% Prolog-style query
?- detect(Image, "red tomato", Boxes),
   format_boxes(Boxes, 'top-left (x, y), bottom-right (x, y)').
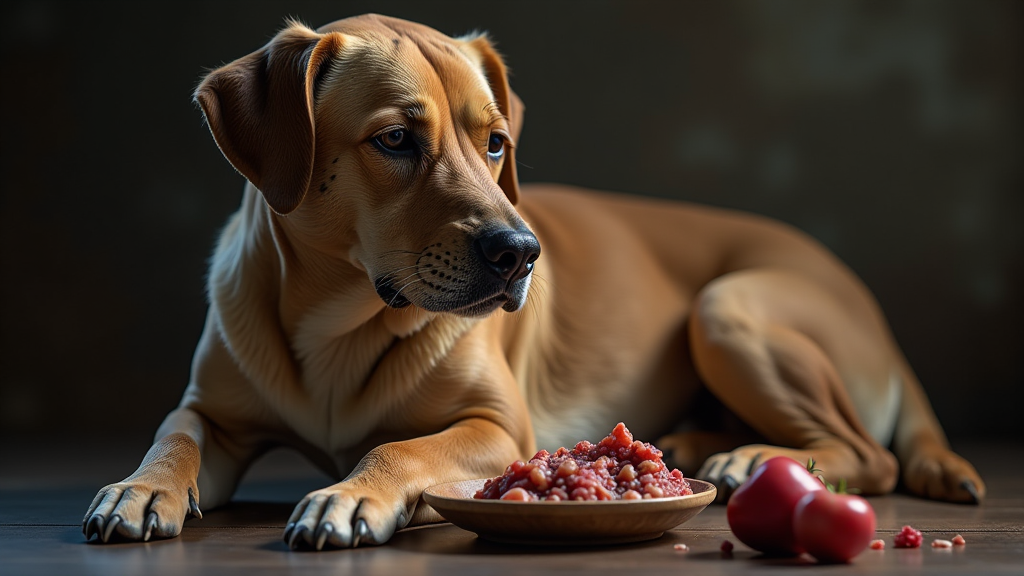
top-left (793, 491), bottom-right (876, 563)
top-left (726, 456), bottom-right (825, 555)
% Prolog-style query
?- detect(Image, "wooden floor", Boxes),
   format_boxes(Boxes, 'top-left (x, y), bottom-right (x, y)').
top-left (2, 439), bottom-right (1022, 575)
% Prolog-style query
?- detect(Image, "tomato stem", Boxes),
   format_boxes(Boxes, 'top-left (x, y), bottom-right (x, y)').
top-left (807, 459), bottom-right (859, 494)
top-left (806, 458), bottom-right (823, 476)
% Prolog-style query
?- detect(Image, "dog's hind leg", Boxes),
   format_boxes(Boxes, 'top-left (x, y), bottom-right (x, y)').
top-left (687, 269), bottom-right (903, 501)
top-left (82, 407), bottom-right (255, 542)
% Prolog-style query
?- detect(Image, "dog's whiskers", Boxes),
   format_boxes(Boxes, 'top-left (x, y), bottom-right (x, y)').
top-left (524, 273), bottom-right (551, 324)
top-left (391, 269), bottom-right (423, 287)
top-left (386, 264), bottom-right (421, 277)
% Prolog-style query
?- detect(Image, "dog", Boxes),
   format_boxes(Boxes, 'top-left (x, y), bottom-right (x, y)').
top-left (83, 14), bottom-right (985, 549)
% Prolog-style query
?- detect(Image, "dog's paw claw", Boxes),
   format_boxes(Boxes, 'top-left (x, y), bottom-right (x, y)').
top-left (746, 453), bottom-right (764, 476)
top-left (961, 479), bottom-right (981, 504)
top-left (353, 518), bottom-right (370, 547)
top-left (721, 475), bottom-right (740, 501)
top-left (288, 524), bottom-right (309, 550)
top-left (102, 514), bottom-right (122, 543)
top-left (188, 487), bottom-right (203, 519)
top-left (143, 512), bottom-right (159, 542)
top-left (315, 523), bottom-right (334, 551)
top-left (84, 514), bottom-right (103, 541)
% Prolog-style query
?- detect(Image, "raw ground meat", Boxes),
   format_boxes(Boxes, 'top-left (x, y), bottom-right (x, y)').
top-left (474, 423), bottom-right (692, 501)
top-left (894, 525), bottom-right (923, 548)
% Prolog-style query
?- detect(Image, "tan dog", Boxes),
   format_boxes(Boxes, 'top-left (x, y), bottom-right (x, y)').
top-left (83, 14), bottom-right (984, 549)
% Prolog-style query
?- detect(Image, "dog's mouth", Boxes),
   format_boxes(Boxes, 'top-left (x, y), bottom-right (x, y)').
top-left (374, 270), bottom-right (531, 318)
top-left (374, 277), bottom-right (413, 309)
top-left (448, 292), bottom-right (509, 317)
top-left (374, 276), bottom-right (524, 318)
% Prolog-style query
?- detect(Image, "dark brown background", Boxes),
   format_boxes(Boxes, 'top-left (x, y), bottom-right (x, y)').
top-left (1, 1), bottom-right (1021, 443)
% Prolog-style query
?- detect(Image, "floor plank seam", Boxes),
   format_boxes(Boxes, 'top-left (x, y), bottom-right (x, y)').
top-left (1, 524), bottom-right (83, 528)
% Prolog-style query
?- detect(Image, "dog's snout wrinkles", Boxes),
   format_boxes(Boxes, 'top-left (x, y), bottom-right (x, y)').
top-left (476, 229), bottom-right (541, 282)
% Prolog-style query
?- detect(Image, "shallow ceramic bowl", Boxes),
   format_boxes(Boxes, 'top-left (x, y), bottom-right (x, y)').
top-left (422, 478), bottom-right (716, 546)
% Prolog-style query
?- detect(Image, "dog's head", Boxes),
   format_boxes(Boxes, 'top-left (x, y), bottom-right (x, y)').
top-left (195, 14), bottom-right (538, 317)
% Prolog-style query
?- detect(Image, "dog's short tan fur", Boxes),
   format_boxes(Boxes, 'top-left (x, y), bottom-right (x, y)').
top-left (84, 14), bottom-right (984, 548)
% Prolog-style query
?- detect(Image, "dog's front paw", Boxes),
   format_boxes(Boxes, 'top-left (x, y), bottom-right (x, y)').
top-left (697, 445), bottom-right (774, 502)
top-left (83, 481), bottom-right (201, 543)
top-left (284, 483), bottom-right (410, 550)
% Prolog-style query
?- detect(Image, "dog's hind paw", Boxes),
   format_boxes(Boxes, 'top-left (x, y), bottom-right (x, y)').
top-left (902, 448), bottom-right (986, 504)
top-left (284, 483), bottom-right (410, 550)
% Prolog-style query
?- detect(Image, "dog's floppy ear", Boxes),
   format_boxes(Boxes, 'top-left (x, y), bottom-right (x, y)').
top-left (195, 22), bottom-right (345, 215)
top-left (466, 36), bottom-right (524, 205)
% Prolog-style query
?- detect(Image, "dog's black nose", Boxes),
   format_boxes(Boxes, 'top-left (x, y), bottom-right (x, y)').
top-left (475, 229), bottom-right (541, 282)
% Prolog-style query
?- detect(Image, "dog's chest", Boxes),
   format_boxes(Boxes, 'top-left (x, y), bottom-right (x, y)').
top-left (289, 311), bottom-right (398, 449)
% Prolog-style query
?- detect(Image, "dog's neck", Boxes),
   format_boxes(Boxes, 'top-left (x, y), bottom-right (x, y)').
top-left (209, 184), bottom-right (469, 448)
top-left (227, 184), bottom-right (437, 344)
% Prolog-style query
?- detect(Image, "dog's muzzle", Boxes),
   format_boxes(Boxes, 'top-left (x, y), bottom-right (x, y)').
top-left (374, 227), bottom-right (540, 316)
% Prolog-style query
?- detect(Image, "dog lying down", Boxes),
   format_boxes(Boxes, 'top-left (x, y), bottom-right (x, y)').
top-left (83, 14), bottom-right (984, 549)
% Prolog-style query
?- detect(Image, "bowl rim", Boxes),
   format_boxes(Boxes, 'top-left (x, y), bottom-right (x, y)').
top-left (423, 477), bottom-right (717, 509)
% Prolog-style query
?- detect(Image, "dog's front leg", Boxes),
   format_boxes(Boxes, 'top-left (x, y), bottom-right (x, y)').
top-left (81, 406), bottom-right (240, 543)
top-left (284, 417), bottom-right (523, 550)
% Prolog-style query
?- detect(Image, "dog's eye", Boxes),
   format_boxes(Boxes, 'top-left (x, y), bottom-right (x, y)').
top-left (487, 134), bottom-right (505, 159)
top-left (374, 128), bottom-right (416, 155)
